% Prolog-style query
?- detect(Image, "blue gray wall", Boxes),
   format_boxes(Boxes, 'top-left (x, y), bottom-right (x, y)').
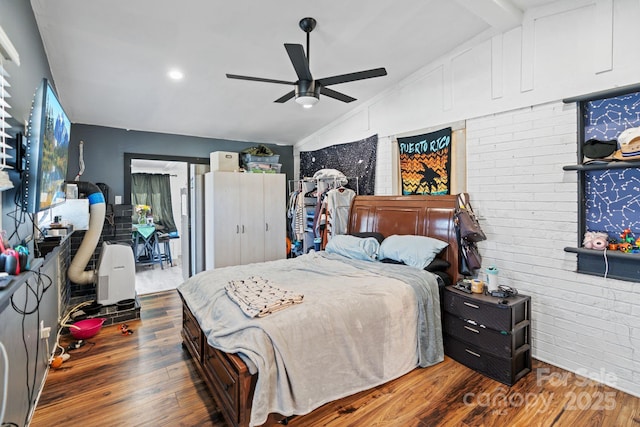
top-left (68, 124), bottom-right (294, 199)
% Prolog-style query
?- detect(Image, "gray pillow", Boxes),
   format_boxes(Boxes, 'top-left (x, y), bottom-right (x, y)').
top-left (325, 234), bottom-right (380, 262)
top-left (378, 234), bottom-right (449, 269)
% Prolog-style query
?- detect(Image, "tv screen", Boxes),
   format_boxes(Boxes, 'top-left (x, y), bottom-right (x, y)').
top-left (23, 78), bottom-right (70, 213)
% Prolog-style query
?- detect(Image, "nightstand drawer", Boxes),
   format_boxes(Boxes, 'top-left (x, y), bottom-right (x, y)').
top-left (443, 290), bottom-right (523, 331)
top-left (444, 336), bottom-right (531, 386)
top-left (443, 312), bottom-right (525, 357)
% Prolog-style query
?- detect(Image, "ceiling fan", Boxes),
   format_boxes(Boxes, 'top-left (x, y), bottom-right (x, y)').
top-left (226, 17), bottom-right (387, 108)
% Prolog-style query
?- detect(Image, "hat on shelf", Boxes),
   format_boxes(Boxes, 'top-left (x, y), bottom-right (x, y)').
top-left (583, 138), bottom-right (617, 159)
top-left (613, 126), bottom-right (640, 160)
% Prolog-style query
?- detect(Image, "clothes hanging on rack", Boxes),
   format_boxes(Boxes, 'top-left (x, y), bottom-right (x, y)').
top-left (318, 187), bottom-right (356, 248)
top-left (287, 190), bottom-right (306, 243)
top-left (287, 175), bottom-right (359, 256)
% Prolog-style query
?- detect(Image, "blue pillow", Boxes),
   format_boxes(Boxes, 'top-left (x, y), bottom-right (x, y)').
top-left (325, 234), bottom-right (380, 262)
top-left (378, 234), bottom-right (449, 269)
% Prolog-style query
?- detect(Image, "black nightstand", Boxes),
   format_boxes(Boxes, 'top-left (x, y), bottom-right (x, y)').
top-left (442, 286), bottom-right (531, 386)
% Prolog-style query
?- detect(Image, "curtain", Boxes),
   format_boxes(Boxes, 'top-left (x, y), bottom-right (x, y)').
top-left (131, 173), bottom-right (177, 232)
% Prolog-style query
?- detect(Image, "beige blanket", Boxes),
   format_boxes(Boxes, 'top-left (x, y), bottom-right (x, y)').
top-left (225, 276), bottom-right (303, 317)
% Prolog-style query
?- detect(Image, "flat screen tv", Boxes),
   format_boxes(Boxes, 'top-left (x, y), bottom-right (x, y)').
top-left (23, 78), bottom-right (70, 213)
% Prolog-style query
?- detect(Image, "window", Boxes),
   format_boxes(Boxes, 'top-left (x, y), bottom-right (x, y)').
top-left (563, 83), bottom-right (640, 282)
top-left (0, 24), bottom-right (20, 189)
top-left (131, 173), bottom-right (177, 233)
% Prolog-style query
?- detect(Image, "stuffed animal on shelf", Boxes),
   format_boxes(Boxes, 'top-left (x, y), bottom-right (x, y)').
top-left (583, 231), bottom-right (609, 250)
top-left (620, 228), bottom-right (634, 244)
top-left (618, 242), bottom-right (633, 253)
top-left (618, 228), bottom-right (636, 252)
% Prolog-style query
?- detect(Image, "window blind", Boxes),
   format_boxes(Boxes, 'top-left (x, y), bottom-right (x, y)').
top-left (0, 24), bottom-right (19, 190)
top-left (0, 63), bottom-right (14, 165)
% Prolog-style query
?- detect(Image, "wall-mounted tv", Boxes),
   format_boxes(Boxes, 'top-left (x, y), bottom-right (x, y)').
top-left (23, 78), bottom-right (70, 213)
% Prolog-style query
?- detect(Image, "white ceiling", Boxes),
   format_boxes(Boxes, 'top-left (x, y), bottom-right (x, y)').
top-left (30, 0), bottom-right (554, 146)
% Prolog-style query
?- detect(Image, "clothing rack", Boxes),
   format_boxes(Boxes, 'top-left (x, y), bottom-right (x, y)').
top-left (287, 176), bottom-right (360, 256)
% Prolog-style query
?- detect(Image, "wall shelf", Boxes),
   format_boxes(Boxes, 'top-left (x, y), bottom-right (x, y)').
top-left (563, 160), bottom-right (640, 171)
top-left (564, 246), bottom-right (640, 259)
top-left (564, 247), bottom-right (640, 283)
top-left (562, 85), bottom-right (640, 282)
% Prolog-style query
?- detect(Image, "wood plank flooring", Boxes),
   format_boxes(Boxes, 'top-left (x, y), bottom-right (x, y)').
top-left (32, 291), bottom-right (640, 427)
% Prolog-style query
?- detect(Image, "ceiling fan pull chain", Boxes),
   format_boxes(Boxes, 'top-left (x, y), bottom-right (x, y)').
top-left (306, 31), bottom-right (310, 66)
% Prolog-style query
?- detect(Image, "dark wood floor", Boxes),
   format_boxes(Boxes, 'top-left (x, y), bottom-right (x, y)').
top-left (32, 291), bottom-right (640, 427)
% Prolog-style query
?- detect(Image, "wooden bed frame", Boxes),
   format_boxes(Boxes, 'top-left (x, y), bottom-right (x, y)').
top-left (180, 195), bottom-right (460, 427)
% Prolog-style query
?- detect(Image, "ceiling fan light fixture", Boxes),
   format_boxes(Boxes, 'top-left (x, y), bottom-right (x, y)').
top-left (295, 95), bottom-right (319, 108)
top-left (225, 17), bottom-right (387, 106)
top-left (168, 69), bottom-right (184, 80)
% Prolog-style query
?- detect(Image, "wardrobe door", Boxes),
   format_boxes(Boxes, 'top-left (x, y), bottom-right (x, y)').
top-left (263, 173), bottom-right (286, 262)
top-left (204, 172), bottom-right (241, 269)
top-left (239, 173), bottom-right (266, 264)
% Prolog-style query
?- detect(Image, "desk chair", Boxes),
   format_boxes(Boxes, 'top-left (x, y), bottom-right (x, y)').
top-left (157, 233), bottom-right (173, 267)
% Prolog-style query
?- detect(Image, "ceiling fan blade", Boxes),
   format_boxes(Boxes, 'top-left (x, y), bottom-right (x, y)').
top-left (317, 67), bottom-right (387, 87)
top-left (274, 90), bottom-right (295, 103)
top-left (226, 74), bottom-right (294, 85)
top-left (320, 87), bottom-right (356, 103)
top-left (284, 44), bottom-right (313, 81)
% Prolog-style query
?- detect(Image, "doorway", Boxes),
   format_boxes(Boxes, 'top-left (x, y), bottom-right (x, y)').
top-left (124, 153), bottom-right (209, 295)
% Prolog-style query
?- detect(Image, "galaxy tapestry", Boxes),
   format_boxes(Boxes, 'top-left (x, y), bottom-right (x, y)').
top-left (299, 134), bottom-right (377, 195)
top-left (398, 127), bottom-right (452, 195)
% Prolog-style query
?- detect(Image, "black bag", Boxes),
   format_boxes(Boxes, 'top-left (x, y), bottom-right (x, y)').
top-left (456, 227), bottom-right (482, 276)
top-left (459, 252), bottom-right (472, 277)
top-left (455, 193), bottom-right (486, 242)
top-left (462, 240), bottom-right (482, 270)
top-left (583, 139), bottom-right (617, 159)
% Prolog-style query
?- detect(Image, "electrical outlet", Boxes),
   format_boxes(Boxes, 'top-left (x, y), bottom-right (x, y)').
top-left (40, 320), bottom-right (51, 339)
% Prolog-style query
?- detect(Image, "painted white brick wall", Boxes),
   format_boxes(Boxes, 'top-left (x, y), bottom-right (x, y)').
top-left (375, 136), bottom-right (393, 195)
top-left (467, 101), bottom-right (640, 397)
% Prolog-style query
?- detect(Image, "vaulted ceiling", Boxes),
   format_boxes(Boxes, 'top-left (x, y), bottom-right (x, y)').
top-left (30, 0), bottom-right (555, 145)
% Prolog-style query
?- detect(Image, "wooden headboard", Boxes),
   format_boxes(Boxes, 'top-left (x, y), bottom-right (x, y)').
top-left (347, 195), bottom-right (460, 283)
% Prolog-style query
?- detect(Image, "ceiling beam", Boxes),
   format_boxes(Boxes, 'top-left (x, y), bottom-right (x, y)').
top-left (454, 0), bottom-right (524, 33)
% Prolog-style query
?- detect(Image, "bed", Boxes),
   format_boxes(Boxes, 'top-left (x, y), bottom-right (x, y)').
top-left (178, 195), bottom-right (460, 427)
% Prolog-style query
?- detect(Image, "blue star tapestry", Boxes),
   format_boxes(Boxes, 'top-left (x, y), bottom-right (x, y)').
top-left (583, 90), bottom-right (640, 239)
top-left (300, 134), bottom-right (377, 195)
top-left (398, 127), bottom-right (452, 195)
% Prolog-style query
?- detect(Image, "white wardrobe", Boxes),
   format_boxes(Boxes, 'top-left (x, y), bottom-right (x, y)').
top-left (204, 171), bottom-right (286, 269)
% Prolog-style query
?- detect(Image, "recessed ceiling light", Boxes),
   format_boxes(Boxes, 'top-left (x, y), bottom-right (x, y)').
top-left (168, 69), bottom-right (184, 80)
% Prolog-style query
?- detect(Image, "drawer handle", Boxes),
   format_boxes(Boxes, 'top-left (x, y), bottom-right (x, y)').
top-left (465, 349), bottom-right (481, 358)
top-left (464, 325), bottom-right (479, 334)
top-left (463, 301), bottom-right (479, 309)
